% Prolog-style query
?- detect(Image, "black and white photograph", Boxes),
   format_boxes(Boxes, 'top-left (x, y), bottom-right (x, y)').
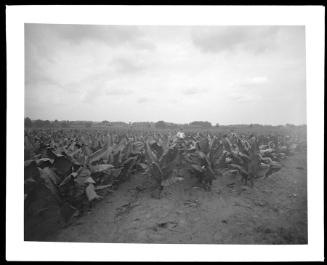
top-left (6, 5), bottom-right (324, 262)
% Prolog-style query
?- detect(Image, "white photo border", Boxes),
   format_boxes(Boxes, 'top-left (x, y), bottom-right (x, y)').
top-left (6, 5), bottom-right (325, 261)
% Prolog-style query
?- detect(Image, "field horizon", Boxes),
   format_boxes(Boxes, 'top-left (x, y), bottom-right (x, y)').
top-left (24, 117), bottom-right (307, 128)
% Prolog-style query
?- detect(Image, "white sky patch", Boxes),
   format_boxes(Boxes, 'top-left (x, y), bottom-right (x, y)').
top-left (249, 76), bottom-right (268, 84)
top-left (25, 24), bottom-right (306, 125)
top-left (229, 76), bottom-right (269, 89)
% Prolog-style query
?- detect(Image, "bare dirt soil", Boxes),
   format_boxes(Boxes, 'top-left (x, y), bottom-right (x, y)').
top-left (47, 150), bottom-right (307, 244)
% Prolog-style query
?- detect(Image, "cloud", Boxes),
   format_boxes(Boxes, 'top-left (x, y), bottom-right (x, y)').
top-left (25, 23), bottom-right (155, 49)
top-left (105, 87), bottom-right (132, 96)
top-left (249, 76), bottom-right (268, 84)
top-left (25, 66), bottom-right (61, 87)
top-left (228, 93), bottom-right (261, 103)
top-left (81, 87), bottom-right (102, 104)
top-left (137, 97), bottom-right (151, 103)
top-left (230, 76), bottom-right (269, 89)
top-left (50, 24), bottom-right (155, 50)
top-left (77, 77), bottom-right (134, 104)
top-left (191, 26), bottom-right (280, 54)
top-left (24, 25), bottom-right (306, 125)
top-left (111, 57), bottom-right (147, 74)
top-left (181, 87), bottom-right (207, 95)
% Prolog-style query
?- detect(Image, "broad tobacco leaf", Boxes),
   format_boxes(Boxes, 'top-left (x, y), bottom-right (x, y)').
top-left (38, 168), bottom-right (62, 202)
top-left (150, 162), bottom-right (163, 183)
top-left (223, 137), bottom-right (233, 153)
top-left (149, 141), bottom-right (164, 159)
top-left (53, 155), bottom-right (73, 178)
top-left (145, 140), bottom-right (158, 164)
top-left (197, 138), bottom-right (210, 155)
top-left (159, 146), bottom-right (178, 167)
top-left (86, 143), bottom-right (111, 165)
top-left (36, 158), bottom-right (54, 169)
top-left (90, 164), bottom-right (114, 174)
top-left (85, 183), bottom-right (102, 202)
top-left (24, 160), bottom-right (40, 180)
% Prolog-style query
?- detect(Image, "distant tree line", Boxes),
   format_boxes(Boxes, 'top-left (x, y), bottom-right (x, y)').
top-left (25, 118), bottom-right (221, 129)
top-left (25, 118), bottom-right (53, 128)
top-left (188, 121), bottom-right (213, 128)
top-left (25, 117), bottom-right (303, 130)
top-left (154, 120), bottom-right (218, 129)
top-left (24, 118), bottom-right (93, 128)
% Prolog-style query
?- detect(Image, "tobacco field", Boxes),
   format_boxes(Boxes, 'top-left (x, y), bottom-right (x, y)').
top-left (24, 126), bottom-right (307, 243)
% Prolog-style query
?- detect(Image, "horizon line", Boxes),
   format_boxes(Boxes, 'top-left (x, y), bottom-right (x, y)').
top-left (24, 117), bottom-right (307, 127)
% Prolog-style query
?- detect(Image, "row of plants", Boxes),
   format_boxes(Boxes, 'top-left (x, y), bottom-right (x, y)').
top-left (24, 127), bottom-right (306, 240)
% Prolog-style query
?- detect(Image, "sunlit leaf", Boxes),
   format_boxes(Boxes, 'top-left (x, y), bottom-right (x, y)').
top-left (85, 183), bottom-right (102, 201)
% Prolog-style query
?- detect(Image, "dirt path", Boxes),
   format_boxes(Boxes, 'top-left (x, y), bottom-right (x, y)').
top-left (47, 150), bottom-right (307, 244)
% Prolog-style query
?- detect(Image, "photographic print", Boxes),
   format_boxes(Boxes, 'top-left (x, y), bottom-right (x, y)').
top-left (6, 5), bottom-right (325, 262)
top-left (24, 24), bottom-right (308, 244)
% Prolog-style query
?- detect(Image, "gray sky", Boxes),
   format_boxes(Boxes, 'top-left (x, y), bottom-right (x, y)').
top-left (25, 24), bottom-right (306, 125)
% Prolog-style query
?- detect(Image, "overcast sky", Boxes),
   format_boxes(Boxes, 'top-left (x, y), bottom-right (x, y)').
top-left (25, 24), bottom-right (306, 125)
